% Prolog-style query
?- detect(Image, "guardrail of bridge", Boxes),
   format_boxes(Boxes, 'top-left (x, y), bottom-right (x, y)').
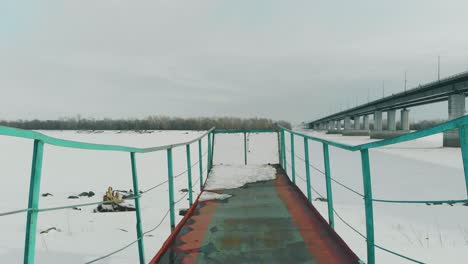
top-left (0, 126), bottom-right (216, 264)
top-left (212, 129), bottom-right (280, 165)
top-left (279, 115), bottom-right (468, 264)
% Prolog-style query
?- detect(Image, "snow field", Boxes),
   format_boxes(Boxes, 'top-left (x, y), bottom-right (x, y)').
top-left (0, 130), bottom-right (209, 264)
top-left (1, 129), bottom-right (466, 263)
top-left (290, 130), bottom-right (468, 263)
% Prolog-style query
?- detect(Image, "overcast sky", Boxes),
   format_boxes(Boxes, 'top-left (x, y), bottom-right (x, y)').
top-left (1, 1), bottom-right (468, 124)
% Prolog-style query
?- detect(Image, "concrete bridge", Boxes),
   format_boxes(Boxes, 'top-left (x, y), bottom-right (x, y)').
top-left (306, 71), bottom-right (468, 147)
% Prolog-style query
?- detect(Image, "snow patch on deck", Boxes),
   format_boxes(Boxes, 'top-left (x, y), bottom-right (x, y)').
top-left (204, 164), bottom-right (277, 190)
top-left (199, 191), bottom-right (232, 202)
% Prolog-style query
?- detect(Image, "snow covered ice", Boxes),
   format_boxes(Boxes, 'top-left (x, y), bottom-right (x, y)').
top-left (1, 129), bottom-right (467, 263)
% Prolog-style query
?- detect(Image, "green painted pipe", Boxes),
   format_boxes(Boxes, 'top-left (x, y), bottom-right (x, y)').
top-left (459, 126), bottom-right (468, 197)
top-left (360, 149), bottom-right (375, 264)
top-left (198, 139), bottom-right (203, 190)
top-left (166, 148), bottom-right (175, 231)
top-left (207, 133), bottom-right (212, 172)
top-left (186, 145), bottom-right (193, 206)
top-left (323, 143), bottom-right (334, 229)
top-left (130, 153), bottom-right (145, 264)
top-left (304, 138), bottom-right (312, 202)
top-left (23, 140), bottom-right (44, 264)
top-left (290, 132), bottom-right (295, 183)
top-left (281, 129), bottom-right (286, 171)
top-left (244, 132), bottom-right (248, 165)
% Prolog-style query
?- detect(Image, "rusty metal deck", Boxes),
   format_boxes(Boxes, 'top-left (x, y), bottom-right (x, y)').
top-left (152, 165), bottom-right (359, 264)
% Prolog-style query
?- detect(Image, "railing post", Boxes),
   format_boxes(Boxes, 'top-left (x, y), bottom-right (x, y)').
top-left (290, 132), bottom-right (296, 183)
top-left (277, 131), bottom-right (282, 164)
top-left (24, 140), bottom-right (44, 264)
top-left (304, 138), bottom-right (312, 202)
top-left (244, 132), bottom-right (248, 165)
top-left (459, 126), bottom-right (468, 197)
top-left (198, 139), bottom-right (204, 190)
top-left (211, 132), bottom-right (215, 166)
top-left (322, 143), bottom-right (334, 229)
top-left (130, 153), bottom-right (145, 264)
top-left (166, 148), bottom-right (175, 231)
top-left (360, 149), bottom-right (375, 264)
top-left (186, 145), bottom-right (193, 206)
top-left (281, 129), bottom-right (286, 170)
top-left (207, 133), bottom-right (212, 173)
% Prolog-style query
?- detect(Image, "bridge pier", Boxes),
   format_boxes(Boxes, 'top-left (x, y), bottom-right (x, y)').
top-left (326, 121), bottom-right (335, 133)
top-left (344, 117), bottom-right (351, 130)
top-left (354, 116), bottom-right (360, 130)
top-left (401, 109), bottom-right (410, 131)
top-left (371, 109), bottom-right (409, 139)
top-left (327, 120), bottom-right (342, 134)
top-left (387, 110), bottom-right (396, 131)
top-left (343, 115), bottom-right (369, 136)
top-left (373, 111), bottom-right (382, 131)
top-left (363, 115), bottom-right (370, 130)
top-left (443, 94), bottom-right (465, 147)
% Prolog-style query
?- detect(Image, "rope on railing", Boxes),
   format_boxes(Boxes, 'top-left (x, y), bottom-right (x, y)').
top-left (85, 239), bottom-right (141, 264)
top-left (142, 167), bottom-right (207, 240)
top-left (286, 162), bottom-right (326, 199)
top-left (85, 206), bottom-right (172, 264)
top-left (3, 149), bottom-right (210, 264)
top-left (0, 208), bottom-right (32, 217)
top-left (294, 169), bottom-right (423, 262)
top-left (85, 171), bottom-right (204, 264)
top-left (287, 150), bottom-right (365, 198)
top-left (1, 151), bottom-right (209, 217)
top-left (141, 180), bottom-right (168, 194)
top-left (303, 160), bottom-right (363, 197)
top-left (291, 149), bottom-right (467, 204)
top-left (281, 128), bottom-right (464, 264)
top-left (333, 208), bottom-right (425, 264)
top-left (37, 198), bottom-right (136, 213)
top-left (286, 147), bottom-right (426, 263)
top-left (330, 178), bottom-right (364, 198)
top-left (138, 150), bottom-right (209, 194)
top-left (372, 198), bottom-right (468, 205)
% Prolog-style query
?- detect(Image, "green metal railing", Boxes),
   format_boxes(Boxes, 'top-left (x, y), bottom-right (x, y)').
top-left (212, 129), bottom-right (280, 165)
top-left (0, 126), bottom-right (215, 264)
top-left (4, 119), bottom-right (467, 264)
top-left (279, 115), bottom-right (468, 264)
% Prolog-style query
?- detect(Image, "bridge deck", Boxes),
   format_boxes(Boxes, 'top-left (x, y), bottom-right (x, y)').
top-left (151, 165), bottom-right (359, 264)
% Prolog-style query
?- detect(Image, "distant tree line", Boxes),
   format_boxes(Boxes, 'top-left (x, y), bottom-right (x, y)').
top-left (0, 116), bottom-right (292, 131)
top-left (409, 119), bottom-right (446, 130)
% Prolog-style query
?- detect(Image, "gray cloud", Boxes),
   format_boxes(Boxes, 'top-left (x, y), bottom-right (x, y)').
top-left (1, 0), bottom-right (468, 123)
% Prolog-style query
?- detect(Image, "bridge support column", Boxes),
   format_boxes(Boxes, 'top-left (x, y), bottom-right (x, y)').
top-left (344, 117), bottom-right (351, 130)
top-left (373, 111), bottom-right (382, 131)
top-left (354, 116), bottom-right (361, 130)
top-left (400, 109), bottom-right (410, 131)
top-left (444, 94), bottom-right (466, 147)
top-left (327, 120), bottom-right (342, 134)
top-left (343, 116), bottom-right (369, 136)
top-left (363, 115), bottom-right (370, 130)
top-left (387, 110), bottom-right (396, 131)
top-left (372, 109), bottom-right (409, 139)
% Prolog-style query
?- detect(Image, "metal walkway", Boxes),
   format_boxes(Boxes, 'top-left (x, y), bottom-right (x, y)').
top-left (151, 165), bottom-right (359, 264)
